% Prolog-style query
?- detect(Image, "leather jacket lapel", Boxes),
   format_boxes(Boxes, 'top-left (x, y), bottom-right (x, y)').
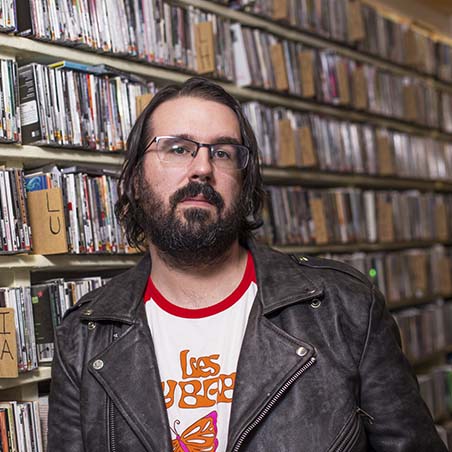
top-left (87, 303), bottom-right (172, 452)
top-left (227, 293), bottom-right (316, 452)
top-left (226, 242), bottom-right (322, 451)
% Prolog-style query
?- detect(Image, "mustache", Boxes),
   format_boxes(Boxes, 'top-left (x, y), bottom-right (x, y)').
top-left (170, 182), bottom-right (225, 210)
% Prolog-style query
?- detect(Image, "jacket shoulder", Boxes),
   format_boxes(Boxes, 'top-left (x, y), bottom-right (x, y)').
top-left (61, 285), bottom-right (103, 320)
top-left (292, 254), bottom-right (373, 288)
top-left (61, 265), bottom-right (138, 320)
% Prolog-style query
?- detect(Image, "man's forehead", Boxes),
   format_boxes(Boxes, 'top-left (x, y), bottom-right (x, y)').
top-left (152, 96), bottom-right (237, 115)
top-left (147, 96), bottom-right (242, 141)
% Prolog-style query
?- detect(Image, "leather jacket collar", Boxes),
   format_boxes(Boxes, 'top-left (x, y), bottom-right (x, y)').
top-left (78, 240), bottom-right (324, 324)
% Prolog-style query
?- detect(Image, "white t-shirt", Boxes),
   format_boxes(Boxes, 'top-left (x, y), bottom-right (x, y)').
top-left (144, 251), bottom-right (257, 452)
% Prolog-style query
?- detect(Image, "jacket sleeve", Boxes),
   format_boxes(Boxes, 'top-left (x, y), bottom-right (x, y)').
top-left (47, 322), bottom-right (85, 452)
top-left (359, 285), bottom-right (447, 452)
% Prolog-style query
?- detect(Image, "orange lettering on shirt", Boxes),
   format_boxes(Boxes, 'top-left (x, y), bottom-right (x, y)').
top-left (179, 379), bottom-right (216, 408)
top-left (198, 355), bottom-right (221, 377)
top-left (180, 350), bottom-right (221, 378)
top-left (217, 372), bottom-right (236, 403)
top-left (162, 380), bottom-right (178, 408)
top-left (203, 376), bottom-right (220, 401)
top-left (177, 374), bottom-right (236, 409)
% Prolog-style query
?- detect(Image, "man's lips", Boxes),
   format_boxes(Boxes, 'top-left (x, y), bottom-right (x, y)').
top-left (180, 196), bottom-right (213, 205)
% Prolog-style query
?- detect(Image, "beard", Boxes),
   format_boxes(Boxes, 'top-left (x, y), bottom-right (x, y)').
top-left (138, 179), bottom-right (246, 268)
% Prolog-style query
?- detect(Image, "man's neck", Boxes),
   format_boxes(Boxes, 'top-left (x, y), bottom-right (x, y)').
top-left (148, 242), bottom-right (249, 309)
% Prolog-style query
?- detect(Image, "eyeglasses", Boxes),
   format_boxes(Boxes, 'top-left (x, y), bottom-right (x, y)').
top-left (147, 136), bottom-right (250, 170)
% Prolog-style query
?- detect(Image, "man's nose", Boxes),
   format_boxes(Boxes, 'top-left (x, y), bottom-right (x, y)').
top-left (188, 146), bottom-right (214, 181)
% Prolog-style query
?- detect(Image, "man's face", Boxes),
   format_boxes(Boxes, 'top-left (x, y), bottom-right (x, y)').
top-left (138, 96), bottom-right (246, 267)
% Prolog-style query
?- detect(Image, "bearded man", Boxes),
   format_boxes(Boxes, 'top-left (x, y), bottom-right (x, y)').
top-left (48, 77), bottom-right (447, 452)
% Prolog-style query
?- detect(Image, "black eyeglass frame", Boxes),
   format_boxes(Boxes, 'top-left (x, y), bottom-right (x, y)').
top-left (145, 135), bottom-right (251, 170)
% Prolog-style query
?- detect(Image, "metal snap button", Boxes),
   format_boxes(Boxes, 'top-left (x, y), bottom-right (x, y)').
top-left (93, 359), bottom-right (104, 370)
top-left (83, 308), bottom-right (93, 316)
top-left (310, 299), bottom-right (321, 309)
top-left (296, 346), bottom-right (308, 357)
top-left (87, 321), bottom-right (96, 330)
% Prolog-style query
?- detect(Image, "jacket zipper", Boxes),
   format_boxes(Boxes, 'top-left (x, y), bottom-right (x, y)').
top-left (334, 411), bottom-right (360, 452)
top-left (109, 400), bottom-right (117, 452)
top-left (334, 407), bottom-right (374, 452)
top-left (231, 356), bottom-right (316, 452)
top-left (356, 407), bottom-right (374, 424)
top-left (109, 328), bottom-right (119, 452)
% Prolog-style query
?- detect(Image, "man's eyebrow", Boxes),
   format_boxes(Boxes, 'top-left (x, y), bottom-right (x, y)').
top-left (175, 133), bottom-right (242, 145)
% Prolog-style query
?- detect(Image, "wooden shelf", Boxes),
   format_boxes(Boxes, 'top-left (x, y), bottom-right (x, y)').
top-left (1, 144), bottom-right (452, 194)
top-left (263, 167), bottom-right (452, 192)
top-left (0, 366), bottom-right (51, 390)
top-left (0, 254), bottom-right (141, 271)
top-left (0, 143), bottom-right (125, 169)
top-left (274, 241), bottom-right (452, 255)
top-left (388, 294), bottom-right (452, 310)
top-left (1, 33), bottom-right (451, 141)
top-left (0, 243), bottom-right (450, 270)
top-left (0, 34), bottom-right (188, 83)
top-left (411, 345), bottom-right (452, 368)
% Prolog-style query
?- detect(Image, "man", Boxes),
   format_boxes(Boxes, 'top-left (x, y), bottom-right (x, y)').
top-left (48, 77), bottom-right (447, 452)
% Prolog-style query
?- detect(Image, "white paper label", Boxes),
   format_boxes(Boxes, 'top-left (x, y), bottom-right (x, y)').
top-left (20, 100), bottom-right (38, 126)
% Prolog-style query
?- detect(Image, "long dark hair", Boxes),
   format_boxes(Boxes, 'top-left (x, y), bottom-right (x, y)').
top-left (115, 76), bottom-right (265, 249)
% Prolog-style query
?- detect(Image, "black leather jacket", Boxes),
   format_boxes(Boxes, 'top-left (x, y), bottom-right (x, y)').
top-left (48, 241), bottom-right (447, 452)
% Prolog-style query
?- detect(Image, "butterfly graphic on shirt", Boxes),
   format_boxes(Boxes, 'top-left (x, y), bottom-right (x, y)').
top-left (171, 411), bottom-right (219, 452)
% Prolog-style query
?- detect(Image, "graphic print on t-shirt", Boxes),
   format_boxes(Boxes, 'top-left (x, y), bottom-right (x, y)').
top-left (171, 410), bottom-right (218, 452)
top-left (163, 349), bottom-right (236, 409)
top-left (144, 251), bottom-right (257, 452)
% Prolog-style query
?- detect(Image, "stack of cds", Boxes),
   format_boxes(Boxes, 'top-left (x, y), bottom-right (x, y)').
top-left (19, 62), bottom-right (157, 151)
top-left (326, 246), bottom-right (452, 303)
top-left (393, 300), bottom-right (449, 362)
top-left (25, 165), bottom-right (133, 254)
top-left (263, 187), bottom-right (452, 246)
top-left (244, 101), bottom-right (452, 180)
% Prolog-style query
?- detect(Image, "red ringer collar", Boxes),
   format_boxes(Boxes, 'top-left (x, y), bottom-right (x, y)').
top-left (143, 250), bottom-right (256, 319)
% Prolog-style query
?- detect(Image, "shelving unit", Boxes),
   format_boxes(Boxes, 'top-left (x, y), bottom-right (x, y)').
top-left (1, 0), bottom-right (452, 444)
top-left (411, 345), bottom-right (452, 368)
top-left (275, 240), bottom-right (452, 255)
top-left (0, 143), bottom-right (125, 169)
top-left (0, 254), bottom-right (141, 272)
top-left (263, 167), bottom-right (452, 191)
top-left (387, 294), bottom-right (452, 310)
top-left (0, 367), bottom-right (51, 392)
